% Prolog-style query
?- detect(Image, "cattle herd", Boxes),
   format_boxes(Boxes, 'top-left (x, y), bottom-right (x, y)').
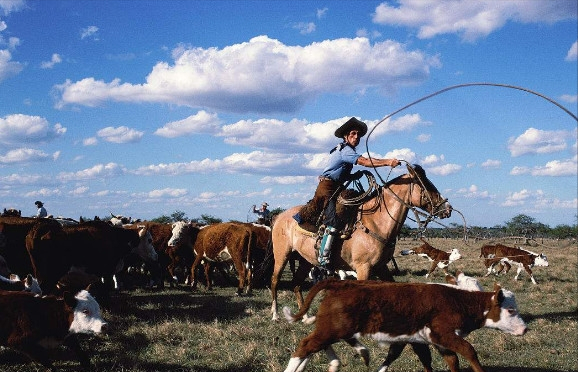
top-left (0, 211), bottom-right (552, 372)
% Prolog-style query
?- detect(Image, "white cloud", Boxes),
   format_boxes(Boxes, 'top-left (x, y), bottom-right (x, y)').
top-left (54, 36), bottom-right (440, 113)
top-left (416, 133), bottom-right (430, 143)
top-left (80, 26), bottom-right (99, 40)
top-left (154, 110), bottom-right (221, 138)
top-left (260, 176), bottom-right (310, 185)
top-left (0, 0), bottom-right (26, 14)
top-left (566, 40), bottom-right (577, 61)
top-left (560, 94), bottom-right (577, 103)
top-left (372, 0), bottom-right (577, 42)
top-left (502, 188), bottom-right (532, 206)
top-left (40, 53), bottom-right (62, 69)
top-left (0, 47), bottom-right (24, 82)
top-left (481, 159), bottom-right (501, 169)
top-left (0, 114), bottom-right (66, 147)
top-left (0, 148), bottom-right (53, 164)
top-left (456, 184), bottom-right (492, 199)
top-left (83, 137), bottom-right (98, 146)
top-left (502, 188), bottom-right (577, 211)
top-left (507, 127), bottom-right (571, 156)
top-left (148, 188), bottom-right (188, 198)
top-left (97, 126), bottom-right (144, 144)
top-left (58, 163), bottom-right (126, 182)
top-left (317, 7), bottom-right (328, 19)
top-left (429, 163), bottom-right (462, 176)
top-left (293, 22), bottom-right (316, 35)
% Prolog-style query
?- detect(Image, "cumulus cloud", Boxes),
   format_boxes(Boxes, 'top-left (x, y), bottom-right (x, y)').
top-left (566, 40), bottom-right (577, 61)
top-left (0, 148), bottom-right (55, 164)
top-left (0, 114), bottom-right (66, 148)
top-left (40, 53), bottom-right (62, 69)
top-left (481, 159), bottom-right (501, 169)
top-left (0, 46), bottom-right (24, 82)
top-left (154, 110), bottom-right (221, 138)
top-left (456, 184), bottom-right (492, 199)
top-left (148, 188), bottom-right (188, 198)
top-left (54, 36), bottom-right (440, 113)
top-left (428, 163), bottom-right (462, 176)
top-left (0, 0), bottom-right (26, 14)
top-left (560, 94), bottom-right (577, 103)
top-left (416, 133), bottom-right (430, 143)
top-left (372, 0), bottom-right (577, 42)
top-left (58, 162), bottom-right (126, 182)
top-left (317, 7), bottom-right (328, 19)
top-left (97, 126), bottom-right (144, 143)
top-left (507, 127), bottom-right (572, 156)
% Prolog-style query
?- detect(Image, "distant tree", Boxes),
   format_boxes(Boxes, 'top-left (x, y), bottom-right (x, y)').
top-left (171, 210), bottom-right (188, 222)
top-left (196, 214), bottom-right (222, 225)
top-left (151, 215), bottom-right (172, 224)
top-left (505, 214), bottom-right (539, 238)
top-left (551, 224), bottom-right (578, 240)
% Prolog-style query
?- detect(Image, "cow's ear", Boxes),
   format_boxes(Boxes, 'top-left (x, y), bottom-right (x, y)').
top-left (493, 282), bottom-right (502, 292)
top-left (63, 291), bottom-right (78, 307)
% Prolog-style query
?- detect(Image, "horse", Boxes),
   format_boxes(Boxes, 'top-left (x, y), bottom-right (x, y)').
top-left (270, 164), bottom-right (452, 320)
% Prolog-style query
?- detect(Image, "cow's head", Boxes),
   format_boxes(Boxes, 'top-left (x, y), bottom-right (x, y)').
top-left (133, 226), bottom-right (158, 262)
top-left (448, 248), bottom-right (462, 262)
top-left (168, 221), bottom-right (187, 247)
top-left (66, 289), bottom-right (107, 334)
top-left (534, 253), bottom-right (549, 267)
top-left (485, 283), bottom-right (527, 336)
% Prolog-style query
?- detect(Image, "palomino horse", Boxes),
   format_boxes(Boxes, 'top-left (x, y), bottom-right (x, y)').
top-left (270, 164), bottom-right (452, 320)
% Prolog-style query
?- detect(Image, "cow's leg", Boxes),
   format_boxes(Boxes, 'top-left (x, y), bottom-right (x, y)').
top-left (410, 343), bottom-right (433, 372)
top-left (284, 355), bottom-right (310, 372)
top-left (63, 333), bottom-right (92, 370)
top-left (189, 254), bottom-right (204, 290)
top-left (425, 261), bottom-right (437, 278)
top-left (235, 260), bottom-right (246, 296)
top-left (430, 332), bottom-right (484, 372)
top-left (376, 343), bottom-right (406, 372)
top-left (435, 346), bottom-right (460, 372)
top-left (324, 345), bottom-right (341, 372)
top-left (343, 337), bottom-right (369, 366)
top-left (203, 261), bottom-right (213, 290)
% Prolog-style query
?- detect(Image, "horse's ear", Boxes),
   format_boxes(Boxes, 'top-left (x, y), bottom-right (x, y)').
top-left (406, 164), bottom-right (424, 179)
top-left (406, 163), bottom-right (417, 178)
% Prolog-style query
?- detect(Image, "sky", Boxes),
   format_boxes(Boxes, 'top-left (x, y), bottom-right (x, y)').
top-left (0, 0), bottom-right (576, 229)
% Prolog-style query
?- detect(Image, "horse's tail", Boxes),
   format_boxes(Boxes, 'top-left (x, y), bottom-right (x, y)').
top-left (282, 278), bottom-right (342, 324)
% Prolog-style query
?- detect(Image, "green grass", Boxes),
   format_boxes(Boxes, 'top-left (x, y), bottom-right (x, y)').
top-left (1, 238), bottom-right (576, 372)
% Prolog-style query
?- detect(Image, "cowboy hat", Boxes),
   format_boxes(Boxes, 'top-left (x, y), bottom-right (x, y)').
top-left (262, 202), bottom-right (269, 207)
top-left (334, 117), bottom-right (368, 138)
top-left (35, 201), bottom-right (43, 207)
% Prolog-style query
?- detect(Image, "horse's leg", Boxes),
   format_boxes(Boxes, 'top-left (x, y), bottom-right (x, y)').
top-left (271, 253), bottom-right (289, 321)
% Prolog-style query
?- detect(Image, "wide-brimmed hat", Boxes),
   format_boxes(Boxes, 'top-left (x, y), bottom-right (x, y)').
top-left (262, 202), bottom-right (269, 207)
top-left (334, 117), bottom-right (368, 138)
top-left (35, 201), bottom-right (43, 207)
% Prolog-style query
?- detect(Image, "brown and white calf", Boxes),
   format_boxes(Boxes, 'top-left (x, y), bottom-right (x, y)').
top-left (0, 273), bottom-right (42, 294)
top-left (401, 238), bottom-right (462, 277)
top-left (0, 289), bottom-right (106, 371)
top-left (480, 244), bottom-right (548, 284)
top-left (445, 269), bottom-right (484, 291)
top-left (283, 278), bottom-right (526, 372)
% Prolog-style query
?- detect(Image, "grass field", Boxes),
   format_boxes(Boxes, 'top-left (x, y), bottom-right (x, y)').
top-left (1, 238), bottom-right (577, 372)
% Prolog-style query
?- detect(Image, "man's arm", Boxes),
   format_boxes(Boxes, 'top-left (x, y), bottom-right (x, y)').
top-left (356, 156), bottom-right (400, 168)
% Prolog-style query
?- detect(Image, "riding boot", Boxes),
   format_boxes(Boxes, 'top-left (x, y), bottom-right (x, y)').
top-left (318, 226), bottom-right (337, 268)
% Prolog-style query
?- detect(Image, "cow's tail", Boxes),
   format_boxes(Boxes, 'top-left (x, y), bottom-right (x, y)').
top-left (282, 278), bottom-right (342, 324)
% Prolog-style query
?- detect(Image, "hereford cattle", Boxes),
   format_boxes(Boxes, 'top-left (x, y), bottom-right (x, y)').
top-left (0, 216), bottom-right (64, 281)
top-left (0, 289), bottom-right (106, 371)
top-left (232, 222), bottom-right (273, 288)
top-left (1, 208), bottom-right (21, 217)
top-left (445, 270), bottom-right (484, 291)
top-left (167, 221), bottom-right (202, 283)
top-left (401, 238), bottom-right (461, 278)
top-left (283, 279), bottom-right (526, 372)
top-left (0, 254), bottom-right (10, 277)
top-left (60, 221), bottom-right (157, 289)
top-left (187, 222), bottom-right (256, 295)
top-left (0, 273), bottom-right (42, 294)
top-left (480, 243), bottom-right (548, 284)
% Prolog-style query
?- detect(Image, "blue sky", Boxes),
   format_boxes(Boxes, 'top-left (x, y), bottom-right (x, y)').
top-left (0, 0), bottom-right (576, 228)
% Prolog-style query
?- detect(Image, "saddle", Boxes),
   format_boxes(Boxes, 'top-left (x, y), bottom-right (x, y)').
top-left (296, 188), bottom-right (361, 238)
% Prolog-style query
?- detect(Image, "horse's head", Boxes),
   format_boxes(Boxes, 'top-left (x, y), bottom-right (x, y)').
top-left (407, 164), bottom-right (452, 219)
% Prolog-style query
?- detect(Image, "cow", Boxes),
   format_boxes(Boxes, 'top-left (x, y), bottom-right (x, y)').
top-left (187, 222), bottom-right (256, 295)
top-left (283, 279), bottom-right (526, 372)
top-left (55, 267), bottom-right (111, 309)
top-left (0, 254), bottom-right (10, 277)
top-left (400, 238), bottom-right (461, 278)
top-left (0, 289), bottom-right (106, 371)
top-left (480, 243), bottom-right (549, 284)
top-left (60, 220), bottom-right (158, 290)
top-left (0, 216), bottom-right (64, 281)
top-left (232, 222), bottom-right (273, 288)
top-left (167, 221), bottom-right (202, 284)
top-left (1, 208), bottom-right (21, 217)
top-left (445, 270), bottom-right (484, 291)
top-left (0, 273), bottom-right (42, 294)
